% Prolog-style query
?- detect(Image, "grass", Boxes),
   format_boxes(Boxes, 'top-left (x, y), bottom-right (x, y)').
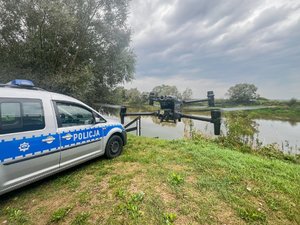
top-left (0, 135), bottom-right (300, 224)
top-left (71, 212), bottom-right (90, 225)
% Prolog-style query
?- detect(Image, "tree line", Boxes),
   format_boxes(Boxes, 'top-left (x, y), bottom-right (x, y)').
top-left (115, 83), bottom-right (298, 107)
top-left (111, 85), bottom-right (194, 105)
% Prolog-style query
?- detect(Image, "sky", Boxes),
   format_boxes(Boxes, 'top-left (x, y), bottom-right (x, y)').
top-left (125, 0), bottom-right (300, 99)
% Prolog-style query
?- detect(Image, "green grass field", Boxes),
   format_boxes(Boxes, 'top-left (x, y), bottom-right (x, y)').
top-left (1, 136), bottom-right (299, 224)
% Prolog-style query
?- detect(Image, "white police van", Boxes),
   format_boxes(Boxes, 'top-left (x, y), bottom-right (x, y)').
top-left (0, 80), bottom-right (126, 195)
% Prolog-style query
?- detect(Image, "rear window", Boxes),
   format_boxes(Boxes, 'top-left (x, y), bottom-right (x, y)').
top-left (0, 99), bottom-right (45, 134)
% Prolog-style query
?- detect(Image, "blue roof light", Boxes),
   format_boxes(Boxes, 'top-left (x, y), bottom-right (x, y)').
top-left (7, 79), bottom-right (35, 87)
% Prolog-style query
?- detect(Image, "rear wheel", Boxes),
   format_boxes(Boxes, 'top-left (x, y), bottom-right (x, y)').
top-left (105, 135), bottom-right (123, 159)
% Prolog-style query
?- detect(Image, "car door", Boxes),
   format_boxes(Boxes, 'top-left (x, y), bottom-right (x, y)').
top-left (53, 101), bottom-right (105, 169)
top-left (0, 98), bottom-right (60, 193)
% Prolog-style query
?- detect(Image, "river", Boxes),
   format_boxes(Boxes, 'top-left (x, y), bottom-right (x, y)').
top-left (101, 107), bottom-right (300, 155)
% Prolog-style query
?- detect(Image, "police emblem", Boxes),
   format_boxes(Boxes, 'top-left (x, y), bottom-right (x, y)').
top-left (19, 142), bottom-right (30, 152)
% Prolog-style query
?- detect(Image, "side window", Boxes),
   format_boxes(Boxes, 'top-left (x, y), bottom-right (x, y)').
top-left (0, 102), bottom-right (22, 133)
top-left (56, 102), bottom-right (94, 127)
top-left (0, 99), bottom-right (45, 134)
top-left (23, 102), bottom-right (45, 131)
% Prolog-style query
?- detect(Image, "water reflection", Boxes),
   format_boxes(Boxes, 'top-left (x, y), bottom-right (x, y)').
top-left (151, 116), bottom-right (177, 127)
top-left (183, 119), bottom-right (194, 139)
top-left (288, 120), bottom-right (298, 127)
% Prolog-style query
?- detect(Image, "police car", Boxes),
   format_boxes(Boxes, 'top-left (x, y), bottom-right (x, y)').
top-left (0, 80), bottom-right (126, 195)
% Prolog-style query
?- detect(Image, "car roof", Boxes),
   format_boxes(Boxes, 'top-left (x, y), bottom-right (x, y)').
top-left (0, 86), bottom-right (89, 108)
top-left (0, 86), bottom-right (51, 99)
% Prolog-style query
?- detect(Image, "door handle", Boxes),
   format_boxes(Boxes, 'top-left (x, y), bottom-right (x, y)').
top-left (42, 136), bottom-right (55, 144)
top-left (62, 133), bottom-right (73, 140)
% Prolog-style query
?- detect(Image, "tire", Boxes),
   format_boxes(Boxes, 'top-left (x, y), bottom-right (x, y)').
top-left (105, 135), bottom-right (123, 159)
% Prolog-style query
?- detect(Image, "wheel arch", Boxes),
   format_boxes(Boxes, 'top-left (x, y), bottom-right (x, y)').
top-left (104, 126), bottom-right (127, 146)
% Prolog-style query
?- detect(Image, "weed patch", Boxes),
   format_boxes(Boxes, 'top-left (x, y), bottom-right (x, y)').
top-left (163, 212), bottom-right (177, 225)
top-left (168, 172), bottom-right (184, 186)
top-left (50, 206), bottom-right (72, 223)
top-left (117, 191), bottom-right (145, 219)
top-left (2, 207), bottom-right (29, 224)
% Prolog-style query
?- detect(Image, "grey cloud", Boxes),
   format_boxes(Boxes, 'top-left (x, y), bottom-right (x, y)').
top-left (129, 0), bottom-right (300, 98)
top-left (166, 0), bottom-right (258, 27)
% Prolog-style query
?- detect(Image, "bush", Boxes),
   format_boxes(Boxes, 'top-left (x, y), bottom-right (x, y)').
top-left (287, 98), bottom-right (298, 107)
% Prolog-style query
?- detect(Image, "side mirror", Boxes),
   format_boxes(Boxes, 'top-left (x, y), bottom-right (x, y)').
top-left (95, 117), bottom-right (101, 124)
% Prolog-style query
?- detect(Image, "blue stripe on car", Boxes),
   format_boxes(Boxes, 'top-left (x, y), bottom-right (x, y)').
top-left (0, 124), bottom-right (123, 163)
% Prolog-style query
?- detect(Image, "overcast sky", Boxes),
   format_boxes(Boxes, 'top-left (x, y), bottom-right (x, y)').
top-left (124, 0), bottom-right (300, 99)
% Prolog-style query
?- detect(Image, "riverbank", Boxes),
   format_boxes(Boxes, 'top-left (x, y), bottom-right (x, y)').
top-left (246, 107), bottom-right (300, 122)
top-left (1, 135), bottom-right (299, 224)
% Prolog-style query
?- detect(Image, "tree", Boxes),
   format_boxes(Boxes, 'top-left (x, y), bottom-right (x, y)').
top-left (227, 83), bottom-right (259, 104)
top-left (109, 86), bottom-right (126, 104)
top-left (182, 88), bottom-right (193, 100)
top-left (140, 91), bottom-right (150, 104)
top-left (0, 0), bottom-right (135, 105)
top-left (152, 85), bottom-right (181, 98)
top-left (125, 88), bottom-right (143, 105)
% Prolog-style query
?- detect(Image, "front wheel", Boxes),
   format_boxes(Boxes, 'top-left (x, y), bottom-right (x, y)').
top-left (105, 135), bottom-right (123, 159)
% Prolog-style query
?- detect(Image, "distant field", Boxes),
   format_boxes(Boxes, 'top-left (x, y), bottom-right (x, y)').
top-left (0, 136), bottom-right (299, 224)
top-left (246, 107), bottom-right (300, 122)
